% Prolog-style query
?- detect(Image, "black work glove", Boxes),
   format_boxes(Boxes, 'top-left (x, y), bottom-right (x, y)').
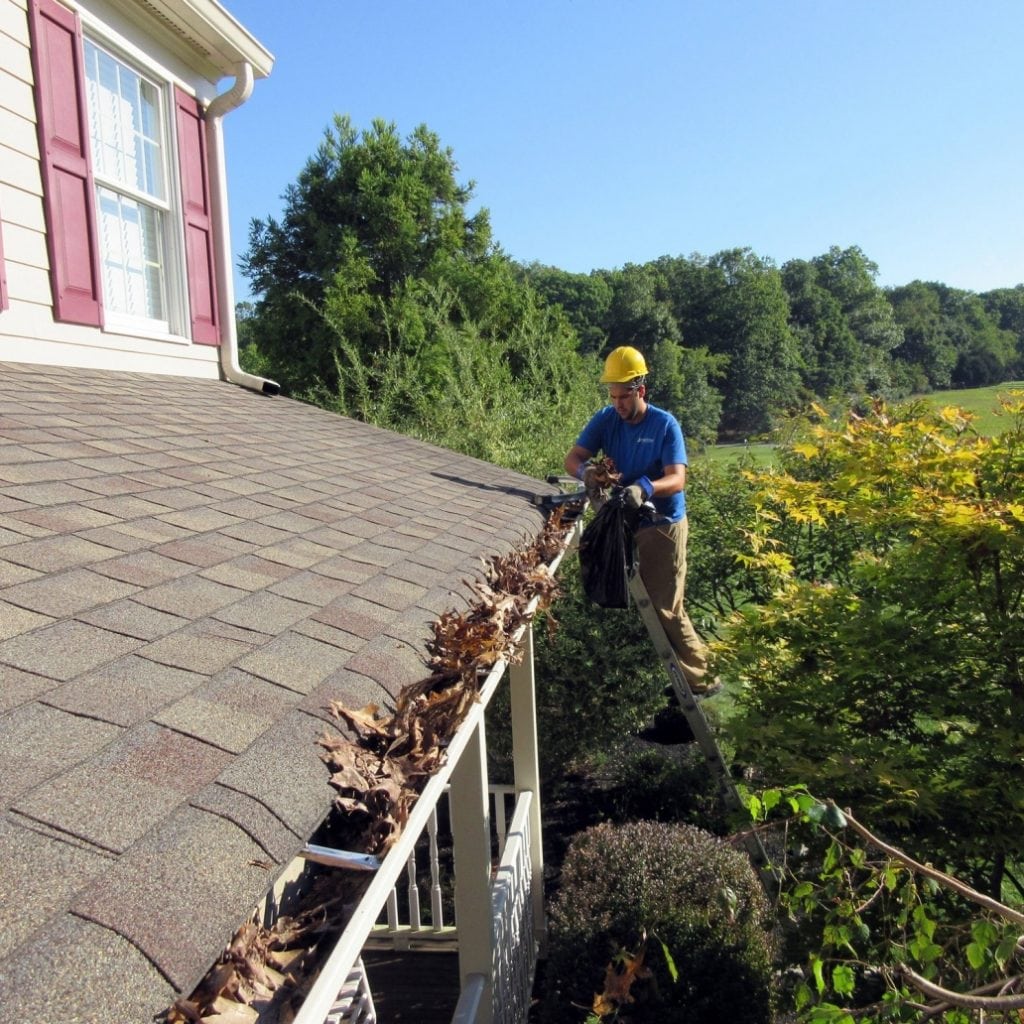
top-left (623, 476), bottom-right (654, 510)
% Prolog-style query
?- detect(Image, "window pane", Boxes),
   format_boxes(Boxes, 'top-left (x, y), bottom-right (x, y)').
top-left (97, 186), bottom-right (166, 320)
top-left (84, 38), bottom-right (171, 329)
top-left (84, 41), bottom-right (165, 201)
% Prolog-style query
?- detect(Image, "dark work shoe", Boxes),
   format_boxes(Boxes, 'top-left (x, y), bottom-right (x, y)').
top-left (640, 704), bottom-right (695, 745)
top-left (689, 676), bottom-right (723, 697)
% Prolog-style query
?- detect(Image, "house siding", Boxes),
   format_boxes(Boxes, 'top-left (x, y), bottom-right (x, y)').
top-left (1, 0), bottom-right (47, 317)
top-left (0, 0), bottom-right (223, 377)
top-left (0, 214), bottom-right (7, 311)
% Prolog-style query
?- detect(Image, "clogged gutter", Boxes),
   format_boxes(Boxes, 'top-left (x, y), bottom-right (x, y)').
top-left (164, 506), bottom-right (578, 1024)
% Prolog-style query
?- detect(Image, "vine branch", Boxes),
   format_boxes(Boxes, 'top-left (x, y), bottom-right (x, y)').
top-left (837, 803), bottom-right (1024, 927)
top-left (898, 964), bottom-right (1024, 1011)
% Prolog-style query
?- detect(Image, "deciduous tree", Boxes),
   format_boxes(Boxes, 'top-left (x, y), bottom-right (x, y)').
top-left (694, 249), bottom-right (801, 437)
top-left (716, 395), bottom-right (1024, 887)
top-left (520, 263), bottom-right (613, 355)
top-left (887, 280), bottom-right (957, 391)
top-left (240, 115), bottom-right (492, 397)
top-left (806, 246), bottom-right (903, 393)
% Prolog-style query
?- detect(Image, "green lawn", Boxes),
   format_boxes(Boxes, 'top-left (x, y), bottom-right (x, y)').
top-left (910, 380), bottom-right (1023, 436)
top-left (695, 440), bottom-right (776, 467)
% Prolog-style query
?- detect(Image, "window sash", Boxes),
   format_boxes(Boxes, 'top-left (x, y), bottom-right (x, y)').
top-left (82, 38), bottom-right (171, 327)
top-left (84, 40), bottom-right (165, 201)
top-left (97, 186), bottom-right (167, 322)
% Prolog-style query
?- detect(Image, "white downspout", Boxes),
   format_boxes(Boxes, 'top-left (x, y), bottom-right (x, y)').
top-left (204, 62), bottom-right (280, 395)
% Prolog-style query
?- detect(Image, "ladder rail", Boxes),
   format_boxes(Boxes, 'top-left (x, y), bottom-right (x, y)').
top-left (627, 570), bottom-right (779, 899)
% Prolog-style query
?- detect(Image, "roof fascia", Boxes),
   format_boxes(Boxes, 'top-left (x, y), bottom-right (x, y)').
top-left (104, 0), bottom-right (274, 83)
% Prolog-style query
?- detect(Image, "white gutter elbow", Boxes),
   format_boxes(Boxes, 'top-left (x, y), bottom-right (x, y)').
top-left (205, 61), bottom-right (280, 396)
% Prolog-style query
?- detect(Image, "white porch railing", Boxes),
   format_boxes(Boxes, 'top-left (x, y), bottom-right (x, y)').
top-left (487, 790), bottom-right (536, 1024)
top-left (369, 785), bottom-right (518, 948)
top-left (324, 959), bottom-right (377, 1024)
top-left (385, 786), bottom-right (534, 1023)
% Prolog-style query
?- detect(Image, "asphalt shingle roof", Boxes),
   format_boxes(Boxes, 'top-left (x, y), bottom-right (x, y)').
top-left (0, 361), bottom-right (555, 1023)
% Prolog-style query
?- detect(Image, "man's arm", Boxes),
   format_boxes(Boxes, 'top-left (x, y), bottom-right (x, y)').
top-left (622, 462), bottom-right (686, 510)
top-left (651, 463), bottom-right (687, 496)
top-left (565, 444), bottom-right (594, 480)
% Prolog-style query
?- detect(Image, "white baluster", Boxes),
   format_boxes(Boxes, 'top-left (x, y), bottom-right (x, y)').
top-left (406, 849), bottom-right (421, 931)
top-left (428, 805), bottom-right (444, 931)
top-left (493, 788), bottom-right (508, 859)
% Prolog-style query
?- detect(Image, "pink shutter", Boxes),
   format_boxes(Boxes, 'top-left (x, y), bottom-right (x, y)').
top-left (175, 87), bottom-right (220, 346)
top-left (28, 0), bottom-right (102, 326)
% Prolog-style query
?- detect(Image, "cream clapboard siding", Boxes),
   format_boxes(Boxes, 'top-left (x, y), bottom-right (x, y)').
top-left (0, 0), bottom-right (222, 377)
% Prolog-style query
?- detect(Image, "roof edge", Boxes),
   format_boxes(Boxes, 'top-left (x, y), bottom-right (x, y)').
top-left (107, 0), bottom-right (274, 80)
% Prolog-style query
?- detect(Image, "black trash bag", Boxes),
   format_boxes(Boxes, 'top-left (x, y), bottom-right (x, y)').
top-left (578, 492), bottom-right (638, 609)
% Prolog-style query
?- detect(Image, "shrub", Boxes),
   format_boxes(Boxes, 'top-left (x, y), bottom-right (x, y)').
top-left (600, 743), bottom-right (727, 833)
top-left (543, 820), bottom-right (776, 1024)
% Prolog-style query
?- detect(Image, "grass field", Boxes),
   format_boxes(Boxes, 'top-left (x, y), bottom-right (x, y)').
top-left (911, 380), bottom-right (1023, 435)
top-left (696, 381), bottom-right (1024, 467)
top-left (696, 441), bottom-right (776, 467)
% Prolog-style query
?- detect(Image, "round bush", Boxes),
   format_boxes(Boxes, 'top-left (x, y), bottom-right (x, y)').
top-left (543, 820), bottom-right (776, 1023)
top-left (600, 743), bottom-right (728, 832)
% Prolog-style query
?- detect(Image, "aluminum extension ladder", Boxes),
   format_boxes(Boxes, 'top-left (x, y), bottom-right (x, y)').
top-left (627, 569), bottom-right (779, 899)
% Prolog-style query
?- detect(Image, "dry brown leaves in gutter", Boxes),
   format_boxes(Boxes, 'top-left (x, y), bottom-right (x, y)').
top-left (163, 508), bottom-right (574, 1024)
top-left (317, 506), bottom-right (573, 856)
top-left (165, 885), bottom-right (350, 1024)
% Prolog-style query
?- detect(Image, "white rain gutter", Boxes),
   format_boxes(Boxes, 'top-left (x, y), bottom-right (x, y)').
top-left (204, 62), bottom-right (280, 395)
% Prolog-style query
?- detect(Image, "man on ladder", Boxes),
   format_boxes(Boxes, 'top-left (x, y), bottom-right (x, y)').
top-left (564, 345), bottom-right (717, 696)
top-left (564, 348), bottom-right (776, 891)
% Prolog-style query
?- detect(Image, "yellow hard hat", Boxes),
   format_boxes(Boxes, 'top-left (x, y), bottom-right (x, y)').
top-left (600, 346), bottom-right (648, 384)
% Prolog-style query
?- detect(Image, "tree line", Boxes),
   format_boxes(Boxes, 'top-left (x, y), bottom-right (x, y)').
top-left (237, 116), bottom-right (1023, 455)
top-left (525, 251), bottom-right (1023, 444)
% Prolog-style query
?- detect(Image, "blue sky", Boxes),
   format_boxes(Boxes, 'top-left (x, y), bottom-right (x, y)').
top-left (222, 0), bottom-right (1023, 303)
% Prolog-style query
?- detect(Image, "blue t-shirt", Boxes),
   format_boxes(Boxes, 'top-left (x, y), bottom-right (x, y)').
top-left (576, 403), bottom-right (688, 522)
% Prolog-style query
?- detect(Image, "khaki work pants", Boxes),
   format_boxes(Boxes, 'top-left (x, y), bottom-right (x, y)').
top-left (634, 516), bottom-right (709, 689)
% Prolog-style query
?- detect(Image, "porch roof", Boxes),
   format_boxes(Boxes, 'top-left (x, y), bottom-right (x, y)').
top-left (0, 361), bottom-right (555, 1023)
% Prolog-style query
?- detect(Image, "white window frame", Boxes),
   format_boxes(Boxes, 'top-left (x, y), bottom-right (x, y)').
top-left (77, 12), bottom-right (190, 344)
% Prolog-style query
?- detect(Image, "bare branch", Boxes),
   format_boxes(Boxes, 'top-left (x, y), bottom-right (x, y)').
top-left (906, 976), bottom-right (1024, 1020)
top-left (838, 804), bottom-right (1024, 927)
top-left (898, 964), bottom-right (1024, 1011)
top-left (852, 879), bottom-right (886, 917)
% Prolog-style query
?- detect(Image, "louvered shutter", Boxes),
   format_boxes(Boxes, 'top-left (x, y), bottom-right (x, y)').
top-left (174, 87), bottom-right (220, 346)
top-left (27, 0), bottom-right (102, 326)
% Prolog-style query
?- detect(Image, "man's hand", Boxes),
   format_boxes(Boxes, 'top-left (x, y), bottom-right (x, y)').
top-left (570, 455), bottom-right (621, 501)
top-left (623, 476), bottom-right (654, 509)
top-left (623, 485), bottom-right (644, 509)
top-left (581, 464), bottom-right (603, 501)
